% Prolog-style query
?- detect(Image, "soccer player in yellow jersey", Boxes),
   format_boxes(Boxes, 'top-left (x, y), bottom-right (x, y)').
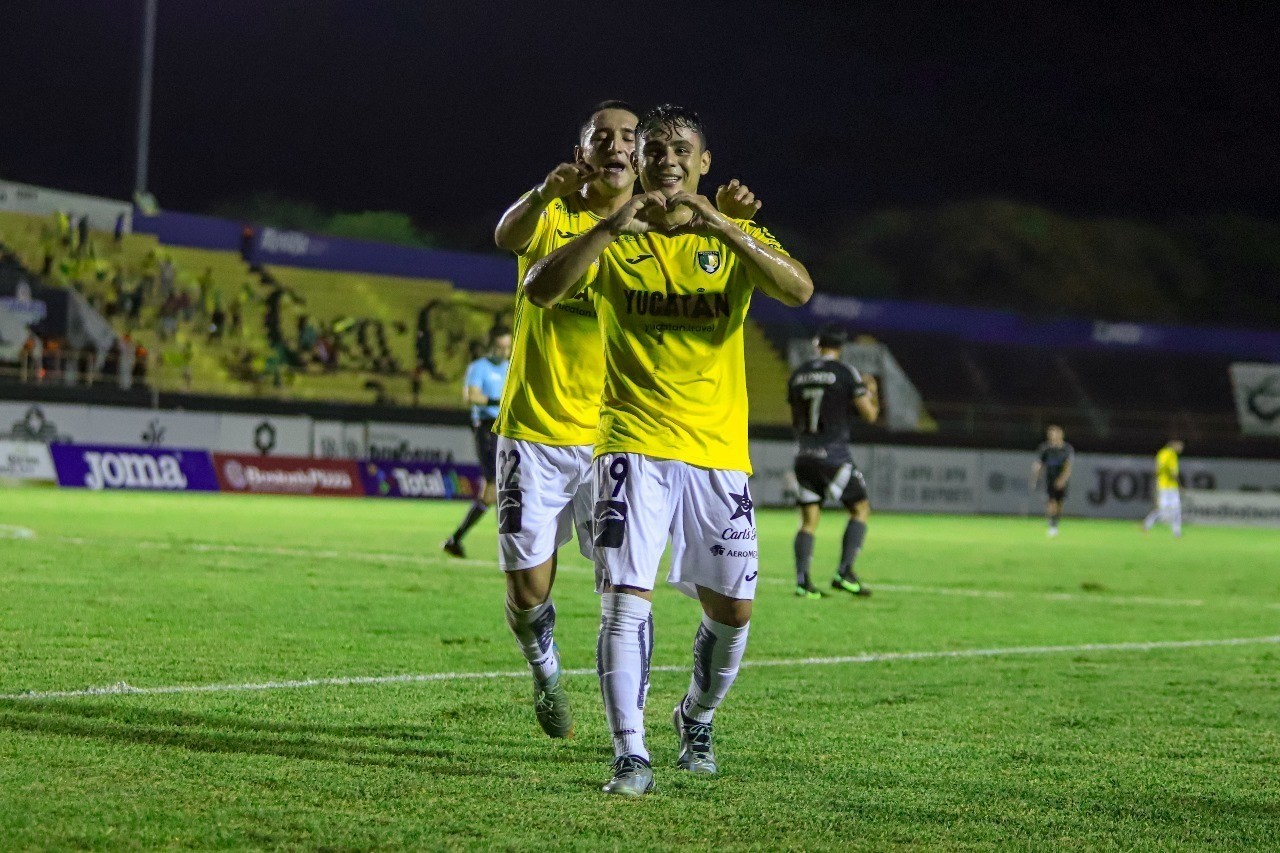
top-left (526, 104), bottom-right (813, 795)
top-left (1143, 438), bottom-right (1185, 537)
top-left (491, 101), bottom-right (764, 741)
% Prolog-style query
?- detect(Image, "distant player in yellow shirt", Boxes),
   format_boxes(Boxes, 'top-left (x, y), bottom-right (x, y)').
top-left (526, 104), bottom-right (813, 796)
top-left (1143, 439), bottom-right (1184, 537)
top-left (491, 101), bottom-right (765, 741)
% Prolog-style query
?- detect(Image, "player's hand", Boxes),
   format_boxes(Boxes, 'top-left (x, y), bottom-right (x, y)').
top-left (1054, 476), bottom-right (1067, 490)
top-left (537, 162), bottom-right (597, 201)
top-left (716, 179), bottom-right (763, 220)
top-left (662, 191), bottom-right (728, 236)
top-left (864, 375), bottom-right (879, 395)
top-left (603, 192), bottom-right (669, 236)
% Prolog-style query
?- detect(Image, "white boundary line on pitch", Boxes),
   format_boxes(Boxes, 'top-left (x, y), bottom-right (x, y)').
top-left (45, 535), bottom-right (1280, 611)
top-left (3, 635), bottom-right (1278, 702)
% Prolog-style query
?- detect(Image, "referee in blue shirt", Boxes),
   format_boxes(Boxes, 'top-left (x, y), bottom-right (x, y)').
top-left (444, 326), bottom-right (513, 558)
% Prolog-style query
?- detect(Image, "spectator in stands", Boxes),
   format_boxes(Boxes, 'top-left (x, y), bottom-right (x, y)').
top-left (55, 211), bottom-right (71, 247)
top-left (297, 315), bottom-right (318, 358)
top-left (239, 226), bottom-right (255, 264)
top-left (160, 292), bottom-right (180, 341)
top-left (229, 296), bottom-right (243, 337)
top-left (133, 342), bottom-right (149, 385)
top-left (208, 292), bottom-right (226, 341)
top-left (118, 336), bottom-right (136, 390)
top-left (76, 216), bottom-right (89, 256)
top-left (411, 363), bottom-right (424, 406)
top-left (78, 343), bottom-right (98, 386)
top-left (158, 256), bottom-right (177, 302)
top-left (19, 329), bottom-right (42, 383)
top-left (43, 338), bottom-right (62, 384)
top-left (114, 213), bottom-right (125, 245)
top-left (198, 268), bottom-right (214, 316)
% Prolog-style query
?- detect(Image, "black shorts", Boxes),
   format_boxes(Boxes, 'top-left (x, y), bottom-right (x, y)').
top-left (794, 456), bottom-right (869, 508)
top-left (1047, 482), bottom-right (1068, 502)
top-left (473, 420), bottom-right (498, 482)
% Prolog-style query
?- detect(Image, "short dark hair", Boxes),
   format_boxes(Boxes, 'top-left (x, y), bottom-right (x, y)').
top-left (636, 104), bottom-right (706, 148)
top-left (489, 325), bottom-right (512, 343)
top-left (816, 324), bottom-right (847, 350)
top-left (579, 100), bottom-right (639, 144)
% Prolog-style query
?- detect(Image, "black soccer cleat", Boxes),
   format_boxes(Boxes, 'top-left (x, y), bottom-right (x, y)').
top-left (795, 581), bottom-right (826, 600)
top-left (441, 538), bottom-right (466, 559)
top-left (831, 573), bottom-right (871, 597)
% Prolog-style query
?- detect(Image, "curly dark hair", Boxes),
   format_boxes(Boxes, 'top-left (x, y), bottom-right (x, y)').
top-left (636, 103), bottom-right (706, 148)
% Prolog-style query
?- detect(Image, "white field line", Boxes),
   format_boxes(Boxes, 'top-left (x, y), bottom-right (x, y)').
top-left (47, 535), bottom-right (1280, 611)
top-left (3, 635), bottom-right (1279, 702)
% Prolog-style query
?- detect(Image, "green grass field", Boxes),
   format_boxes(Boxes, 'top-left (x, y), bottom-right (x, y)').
top-left (1, 488), bottom-right (1278, 850)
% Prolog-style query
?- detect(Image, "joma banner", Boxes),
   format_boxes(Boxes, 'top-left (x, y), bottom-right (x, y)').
top-left (50, 444), bottom-right (218, 491)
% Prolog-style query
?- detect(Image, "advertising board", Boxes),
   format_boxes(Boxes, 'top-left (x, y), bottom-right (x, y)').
top-left (212, 453), bottom-right (363, 497)
top-left (357, 459), bottom-right (484, 500)
top-left (50, 444), bottom-right (218, 491)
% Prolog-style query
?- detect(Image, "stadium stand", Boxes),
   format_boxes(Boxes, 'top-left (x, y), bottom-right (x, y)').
top-left (0, 205), bottom-right (1260, 443)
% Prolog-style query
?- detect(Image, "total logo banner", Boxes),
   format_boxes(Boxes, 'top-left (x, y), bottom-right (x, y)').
top-left (358, 460), bottom-right (484, 500)
top-left (213, 453), bottom-right (363, 497)
top-left (49, 444), bottom-right (219, 491)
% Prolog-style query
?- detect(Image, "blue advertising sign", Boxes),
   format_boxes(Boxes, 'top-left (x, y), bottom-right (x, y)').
top-left (358, 459), bottom-right (484, 500)
top-left (50, 444), bottom-right (219, 492)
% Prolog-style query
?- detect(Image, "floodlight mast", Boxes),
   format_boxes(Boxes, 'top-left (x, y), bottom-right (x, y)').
top-left (134, 0), bottom-right (158, 197)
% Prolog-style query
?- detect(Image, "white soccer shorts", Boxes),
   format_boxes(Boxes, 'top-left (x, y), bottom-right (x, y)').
top-left (495, 436), bottom-right (594, 571)
top-left (1157, 487), bottom-right (1181, 514)
top-left (592, 452), bottom-right (759, 602)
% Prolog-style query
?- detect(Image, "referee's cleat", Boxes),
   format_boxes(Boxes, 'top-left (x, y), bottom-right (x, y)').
top-left (532, 654), bottom-right (573, 739)
top-left (831, 573), bottom-right (871, 597)
top-left (795, 581), bottom-right (826, 599)
top-left (673, 704), bottom-right (718, 775)
top-left (602, 754), bottom-right (654, 796)
top-left (441, 537), bottom-right (465, 559)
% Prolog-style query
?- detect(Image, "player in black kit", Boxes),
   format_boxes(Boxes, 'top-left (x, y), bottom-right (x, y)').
top-left (787, 325), bottom-right (880, 599)
top-left (1030, 424), bottom-right (1074, 537)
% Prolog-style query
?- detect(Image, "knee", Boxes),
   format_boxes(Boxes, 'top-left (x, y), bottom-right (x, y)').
top-left (851, 501), bottom-right (871, 522)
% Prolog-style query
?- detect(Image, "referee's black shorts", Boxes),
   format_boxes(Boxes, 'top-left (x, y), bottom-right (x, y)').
top-left (1046, 481), bottom-right (1068, 502)
top-left (473, 419), bottom-right (498, 482)
top-left (794, 456), bottom-right (869, 508)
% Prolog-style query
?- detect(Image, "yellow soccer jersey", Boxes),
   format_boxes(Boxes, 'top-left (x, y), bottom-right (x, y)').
top-left (1155, 446), bottom-right (1180, 490)
top-left (494, 193), bottom-right (605, 446)
top-left (585, 221), bottom-right (788, 474)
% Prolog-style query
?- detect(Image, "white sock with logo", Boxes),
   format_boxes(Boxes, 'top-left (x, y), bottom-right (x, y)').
top-left (598, 592), bottom-right (654, 761)
top-left (505, 598), bottom-right (559, 684)
top-left (681, 614), bottom-right (750, 724)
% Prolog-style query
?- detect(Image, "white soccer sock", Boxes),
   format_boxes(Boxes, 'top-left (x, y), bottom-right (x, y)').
top-left (1143, 509), bottom-right (1159, 531)
top-left (597, 592), bottom-right (654, 761)
top-left (1171, 507), bottom-right (1182, 537)
top-left (505, 598), bottom-right (559, 684)
top-left (681, 615), bottom-right (750, 724)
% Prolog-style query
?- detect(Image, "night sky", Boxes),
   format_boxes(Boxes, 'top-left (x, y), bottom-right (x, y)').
top-left (4, 1), bottom-right (1277, 250)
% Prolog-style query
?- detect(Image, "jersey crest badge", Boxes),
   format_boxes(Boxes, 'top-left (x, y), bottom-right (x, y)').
top-left (696, 250), bottom-right (721, 274)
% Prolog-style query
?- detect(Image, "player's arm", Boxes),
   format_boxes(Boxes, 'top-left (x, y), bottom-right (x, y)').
top-left (1030, 457), bottom-right (1043, 486)
top-left (853, 375), bottom-right (879, 423)
top-left (494, 163), bottom-right (597, 253)
top-left (461, 364), bottom-right (485, 405)
top-left (525, 193), bottom-right (664, 307)
top-left (667, 192), bottom-right (812, 306)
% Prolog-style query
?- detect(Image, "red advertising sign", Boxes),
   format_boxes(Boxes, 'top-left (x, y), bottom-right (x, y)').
top-left (212, 453), bottom-right (363, 497)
